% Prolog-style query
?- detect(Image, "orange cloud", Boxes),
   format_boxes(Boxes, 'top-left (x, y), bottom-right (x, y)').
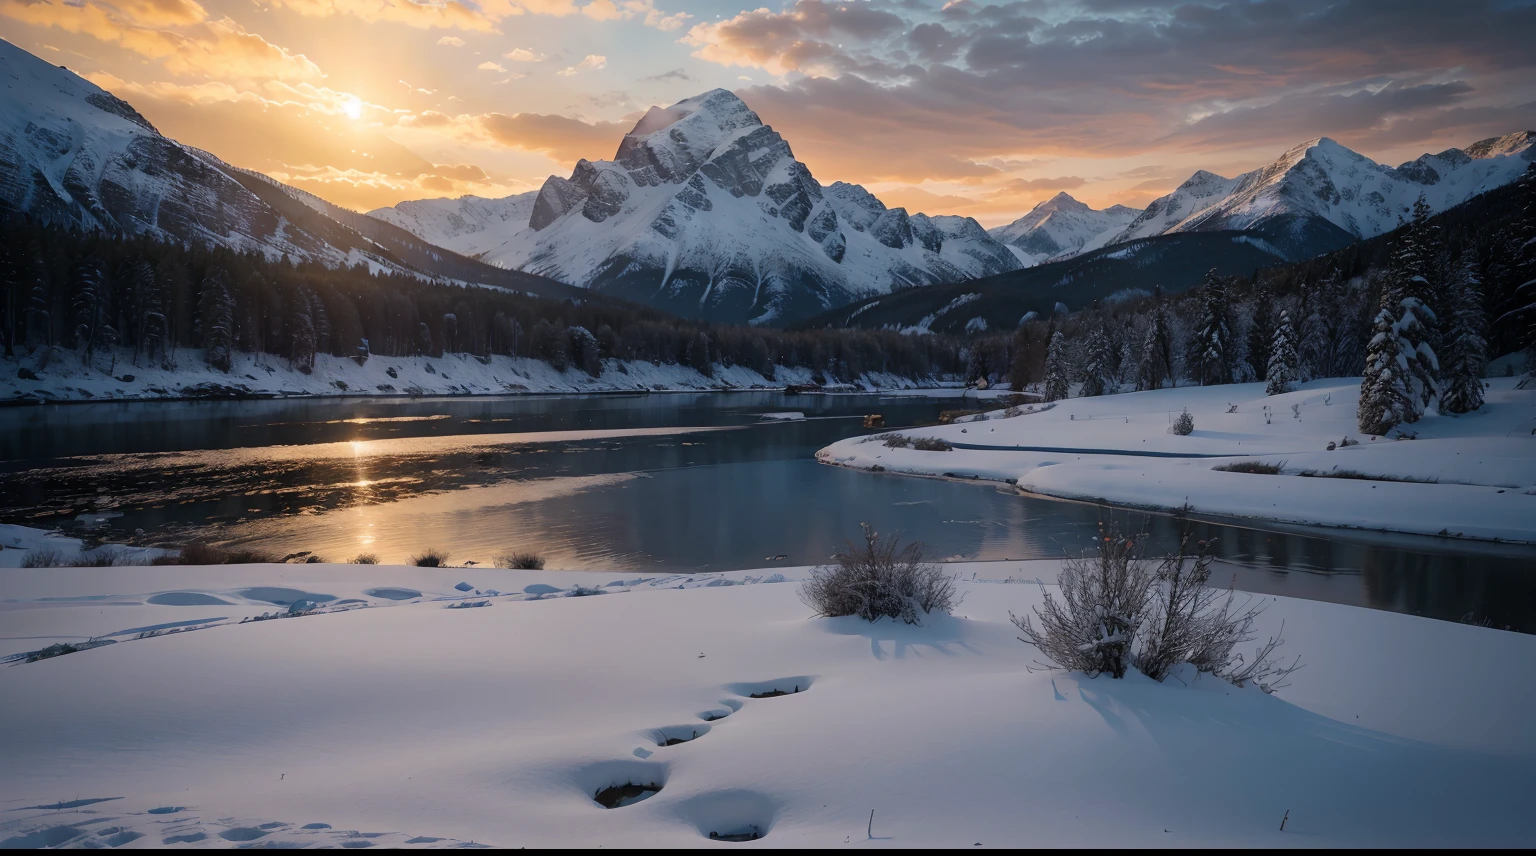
top-left (477, 111), bottom-right (627, 159)
top-left (263, 0), bottom-right (502, 33)
top-left (3, 2), bottom-right (323, 81)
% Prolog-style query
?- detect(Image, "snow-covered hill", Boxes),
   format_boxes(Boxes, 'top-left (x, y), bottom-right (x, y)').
top-left (368, 90), bottom-right (1021, 325)
top-left (988, 192), bottom-right (1142, 267)
top-left (1112, 134), bottom-right (1536, 257)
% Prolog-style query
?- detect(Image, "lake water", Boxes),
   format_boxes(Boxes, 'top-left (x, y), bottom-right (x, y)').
top-left (3, 392), bottom-right (1534, 630)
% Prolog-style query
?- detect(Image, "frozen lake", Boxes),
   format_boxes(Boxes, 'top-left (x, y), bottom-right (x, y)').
top-left (3, 391), bottom-right (1534, 630)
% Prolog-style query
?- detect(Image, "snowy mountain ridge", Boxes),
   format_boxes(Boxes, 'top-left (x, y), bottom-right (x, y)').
top-left (0, 38), bottom-right (401, 270)
top-left (1112, 133), bottom-right (1536, 255)
top-left (368, 89), bottom-right (1022, 325)
top-left (987, 192), bottom-right (1143, 267)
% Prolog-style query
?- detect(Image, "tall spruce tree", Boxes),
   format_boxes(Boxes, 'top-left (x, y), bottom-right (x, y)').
top-left (1397, 197), bottom-right (1442, 411)
top-left (1495, 164), bottom-right (1536, 374)
top-left (1265, 309), bottom-right (1298, 396)
top-left (1186, 270), bottom-right (1233, 386)
top-left (70, 257), bottom-right (115, 369)
top-left (196, 269), bottom-right (235, 373)
top-left (1440, 257), bottom-right (1488, 413)
top-left (1358, 300), bottom-right (1409, 434)
top-left (1246, 285), bottom-right (1275, 382)
top-left (1042, 330), bottom-right (1070, 402)
top-left (1079, 324), bottom-right (1115, 397)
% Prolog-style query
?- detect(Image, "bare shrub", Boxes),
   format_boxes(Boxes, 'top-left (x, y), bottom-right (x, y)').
top-left (910, 437), bottom-right (953, 451)
top-left (1169, 408), bottom-right (1195, 435)
top-left (799, 524), bottom-right (959, 625)
top-left (497, 552), bottom-right (546, 570)
top-left (76, 549), bottom-right (121, 567)
top-left (1211, 460), bottom-right (1285, 475)
top-left (938, 409), bottom-right (983, 424)
top-left (411, 548), bottom-right (450, 567)
top-left (1013, 508), bottom-right (1301, 690)
top-left (1011, 520), bottom-right (1153, 678)
top-left (21, 548), bottom-right (63, 568)
top-left (882, 434), bottom-right (912, 448)
top-left (352, 553), bottom-right (379, 565)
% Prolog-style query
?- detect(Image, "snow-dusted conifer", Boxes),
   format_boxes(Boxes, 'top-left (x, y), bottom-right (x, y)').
top-left (1246, 285), bottom-right (1275, 382)
top-left (1495, 164), bottom-right (1536, 374)
top-left (1265, 310), bottom-right (1298, 396)
top-left (1358, 297), bottom-right (1409, 435)
top-left (1396, 197), bottom-right (1441, 412)
top-left (1440, 257), bottom-right (1488, 414)
top-left (1186, 270), bottom-right (1233, 386)
top-left (1079, 324), bottom-right (1115, 397)
top-left (1136, 294), bottom-right (1172, 390)
top-left (1042, 330), bottom-right (1070, 401)
top-left (71, 257), bottom-right (115, 368)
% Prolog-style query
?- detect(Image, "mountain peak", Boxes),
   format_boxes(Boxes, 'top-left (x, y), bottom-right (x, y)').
top-left (1035, 191), bottom-right (1089, 212)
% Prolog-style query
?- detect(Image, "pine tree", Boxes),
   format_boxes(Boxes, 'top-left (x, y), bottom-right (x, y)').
top-left (1079, 324), bottom-right (1115, 397)
top-left (1395, 197), bottom-right (1441, 412)
top-left (1301, 270), bottom-right (1349, 379)
top-left (1265, 309), bottom-right (1298, 395)
top-left (71, 257), bottom-right (115, 370)
top-left (1135, 292), bottom-right (1172, 390)
top-left (1246, 285), bottom-right (1275, 382)
top-left (288, 287), bottom-right (316, 372)
top-left (126, 259), bottom-right (166, 365)
top-left (1494, 164), bottom-right (1536, 374)
top-left (1042, 330), bottom-right (1070, 401)
top-left (1439, 257), bottom-right (1488, 413)
top-left (196, 269), bottom-right (235, 373)
top-left (1358, 298), bottom-right (1410, 435)
top-left (1186, 270), bottom-right (1233, 386)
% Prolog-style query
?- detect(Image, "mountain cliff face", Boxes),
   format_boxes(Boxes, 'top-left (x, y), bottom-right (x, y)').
top-left (1111, 134), bottom-right (1536, 258)
top-left (987, 193), bottom-right (1142, 267)
top-left (370, 90), bottom-right (1021, 325)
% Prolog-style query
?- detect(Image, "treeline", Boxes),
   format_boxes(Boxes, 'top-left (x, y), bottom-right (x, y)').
top-left (0, 217), bottom-right (966, 383)
top-left (965, 164), bottom-right (1536, 430)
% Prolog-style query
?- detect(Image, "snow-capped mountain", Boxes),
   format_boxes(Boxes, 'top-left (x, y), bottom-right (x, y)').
top-left (0, 38), bottom-right (384, 267)
top-left (987, 193), bottom-right (1142, 267)
top-left (369, 90), bottom-right (1020, 325)
top-left (1111, 134), bottom-right (1536, 257)
top-left (0, 38), bottom-right (581, 301)
top-left (368, 192), bottom-right (538, 260)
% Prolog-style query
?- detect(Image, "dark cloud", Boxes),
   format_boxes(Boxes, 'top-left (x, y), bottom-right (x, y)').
top-left (640, 68), bottom-right (694, 82)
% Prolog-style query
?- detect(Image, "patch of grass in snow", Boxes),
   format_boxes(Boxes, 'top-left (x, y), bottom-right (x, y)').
top-left (496, 551), bottom-right (545, 570)
top-left (938, 409), bottom-right (984, 424)
top-left (1212, 460), bottom-right (1286, 475)
top-left (154, 541), bottom-right (275, 565)
top-left (410, 548), bottom-right (450, 567)
top-left (20, 548), bottom-right (63, 568)
top-left (1296, 468), bottom-right (1439, 484)
top-left (22, 639), bottom-right (114, 663)
top-left (882, 435), bottom-right (953, 451)
top-left (352, 553), bottom-right (379, 564)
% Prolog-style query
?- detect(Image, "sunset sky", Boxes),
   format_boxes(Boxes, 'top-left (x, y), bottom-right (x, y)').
top-left (4, 0), bottom-right (1533, 226)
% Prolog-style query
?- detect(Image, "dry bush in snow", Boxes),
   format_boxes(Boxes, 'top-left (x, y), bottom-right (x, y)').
top-left (1012, 521), bottom-right (1153, 678)
top-left (411, 549), bottom-right (450, 567)
top-left (497, 552), bottom-right (546, 570)
top-left (1014, 508), bottom-right (1301, 690)
top-left (799, 524), bottom-right (959, 625)
top-left (352, 553), bottom-right (379, 564)
top-left (21, 548), bottom-right (63, 568)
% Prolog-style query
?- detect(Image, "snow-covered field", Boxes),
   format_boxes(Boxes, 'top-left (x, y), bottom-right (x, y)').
top-left (2, 348), bottom-right (936, 405)
top-left (0, 550), bottom-right (1531, 848)
top-left (820, 378), bottom-right (1536, 544)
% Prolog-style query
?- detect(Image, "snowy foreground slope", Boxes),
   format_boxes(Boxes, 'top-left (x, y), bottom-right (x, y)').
top-left (1, 348), bottom-right (936, 404)
top-left (0, 552), bottom-right (1531, 848)
top-left (821, 379), bottom-right (1536, 543)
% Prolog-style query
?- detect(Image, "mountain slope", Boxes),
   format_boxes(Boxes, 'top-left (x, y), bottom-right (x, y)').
top-left (368, 192), bottom-right (538, 260)
top-left (988, 193), bottom-right (1142, 267)
top-left (0, 39), bottom-right (582, 301)
top-left (1112, 134), bottom-right (1535, 257)
top-left (369, 90), bottom-right (1021, 325)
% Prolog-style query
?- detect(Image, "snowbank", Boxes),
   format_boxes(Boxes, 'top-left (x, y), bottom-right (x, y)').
top-left (2, 348), bottom-right (940, 405)
top-left (820, 378), bottom-right (1536, 543)
top-left (0, 559), bottom-right (1531, 847)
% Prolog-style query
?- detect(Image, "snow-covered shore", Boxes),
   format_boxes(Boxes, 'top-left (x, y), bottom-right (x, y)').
top-left (2, 348), bottom-right (943, 405)
top-left (0, 556), bottom-right (1530, 848)
top-left (820, 378), bottom-right (1536, 544)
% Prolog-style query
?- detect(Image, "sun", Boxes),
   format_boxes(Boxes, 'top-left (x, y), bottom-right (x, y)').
top-left (342, 97), bottom-right (362, 120)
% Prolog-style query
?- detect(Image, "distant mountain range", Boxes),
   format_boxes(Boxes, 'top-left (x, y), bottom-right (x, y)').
top-left (2, 37), bottom-right (1532, 329)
